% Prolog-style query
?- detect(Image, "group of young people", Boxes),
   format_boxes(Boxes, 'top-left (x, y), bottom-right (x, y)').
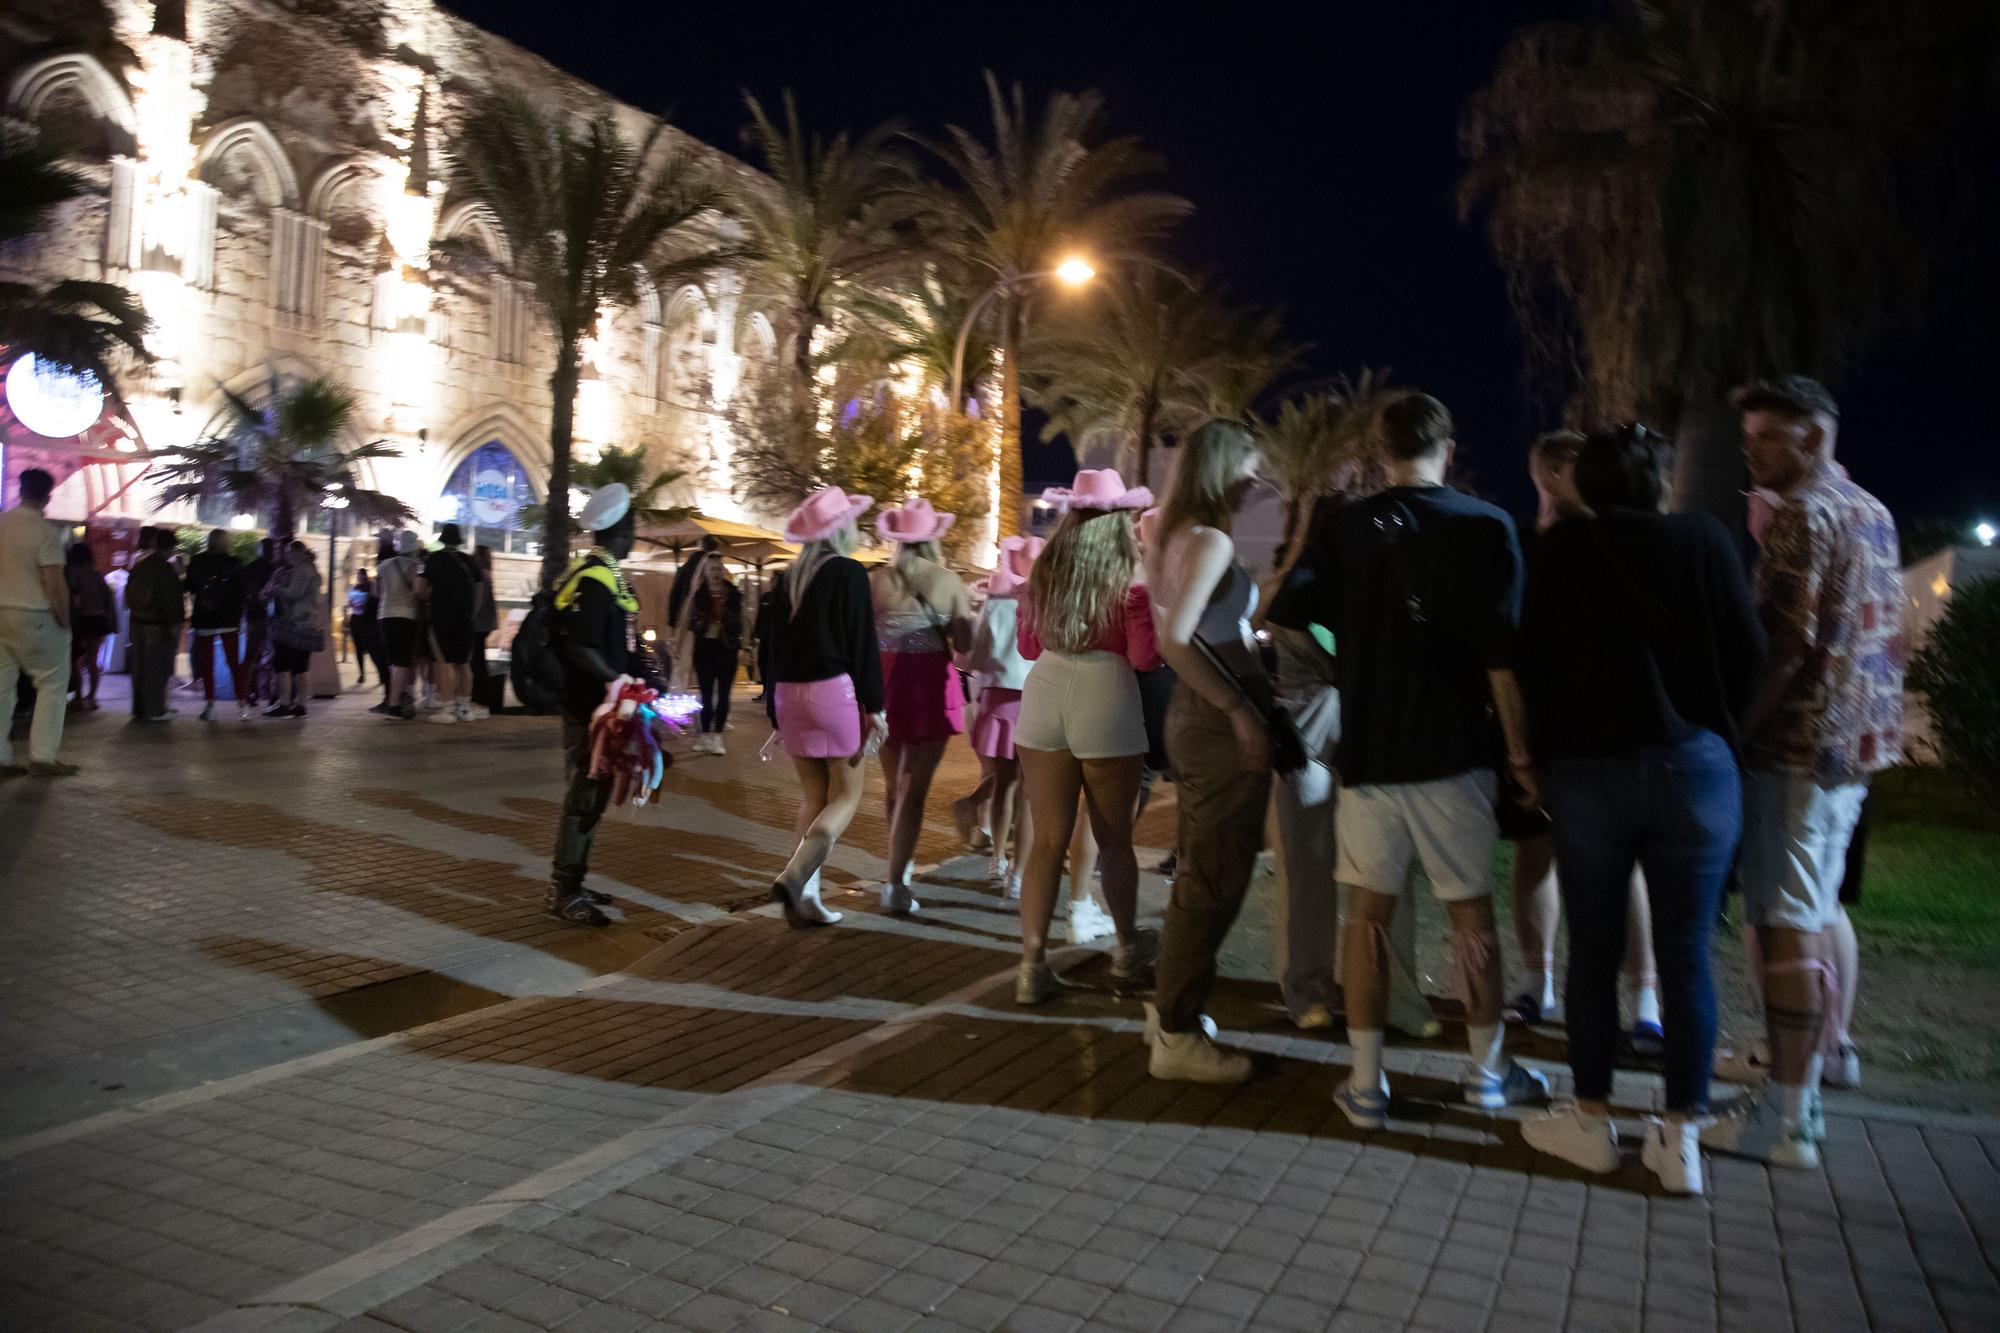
top-left (541, 372), bottom-right (1899, 1201)
top-left (362, 525), bottom-right (501, 725)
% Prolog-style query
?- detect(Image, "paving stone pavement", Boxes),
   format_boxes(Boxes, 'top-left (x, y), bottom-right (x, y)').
top-left (3, 681), bottom-right (1997, 1331)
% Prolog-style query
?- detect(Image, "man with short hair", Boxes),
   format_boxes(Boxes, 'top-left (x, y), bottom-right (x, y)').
top-left (1703, 376), bottom-right (1903, 1169)
top-left (126, 526), bottom-right (186, 723)
top-left (0, 468), bottom-right (77, 776)
top-left (185, 528), bottom-right (252, 721)
top-left (375, 530), bottom-right (424, 718)
top-left (417, 522), bottom-right (483, 724)
top-left (1269, 391), bottom-right (1549, 1129)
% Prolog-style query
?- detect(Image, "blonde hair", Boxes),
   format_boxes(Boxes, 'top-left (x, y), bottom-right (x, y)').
top-left (886, 539), bottom-right (942, 595)
top-left (790, 523), bottom-right (856, 613)
top-left (1026, 507), bottom-right (1137, 655)
top-left (1156, 418), bottom-right (1259, 543)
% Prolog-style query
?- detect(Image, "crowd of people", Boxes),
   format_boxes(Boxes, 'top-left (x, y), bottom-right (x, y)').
top-left (546, 371), bottom-right (1901, 1201)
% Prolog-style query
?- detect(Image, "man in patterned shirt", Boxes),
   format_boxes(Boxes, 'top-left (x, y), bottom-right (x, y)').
top-left (1705, 376), bottom-right (1904, 1171)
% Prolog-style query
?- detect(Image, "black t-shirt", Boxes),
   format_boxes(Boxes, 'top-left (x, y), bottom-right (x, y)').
top-left (185, 550), bottom-right (245, 630)
top-left (423, 548), bottom-right (480, 623)
top-left (1269, 485), bottom-right (1523, 786)
top-left (1522, 510), bottom-right (1766, 762)
top-left (242, 556), bottom-right (273, 621)
top-left (561, 564), bottom-right (639, 719)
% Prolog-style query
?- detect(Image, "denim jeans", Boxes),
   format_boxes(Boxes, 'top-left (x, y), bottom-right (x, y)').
top-left (1550, 729), bottom-right (1741, 1114)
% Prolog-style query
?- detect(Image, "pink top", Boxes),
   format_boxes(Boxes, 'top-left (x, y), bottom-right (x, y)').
top-left (1017, 584), bottom-right (1161, 670)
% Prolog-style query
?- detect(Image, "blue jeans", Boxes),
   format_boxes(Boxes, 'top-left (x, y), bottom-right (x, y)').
top-left (1550, 730), bottom-right (1741, 1114)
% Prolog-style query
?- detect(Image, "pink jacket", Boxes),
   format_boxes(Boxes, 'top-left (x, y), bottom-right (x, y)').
top-left (1017, 584), bottom-right (1161, 670)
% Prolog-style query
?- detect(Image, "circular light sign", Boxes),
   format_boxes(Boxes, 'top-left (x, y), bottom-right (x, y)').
top-left (471, 468), bottom-right (515, 526)
top-left (6, 354), bottom-right (105, 439)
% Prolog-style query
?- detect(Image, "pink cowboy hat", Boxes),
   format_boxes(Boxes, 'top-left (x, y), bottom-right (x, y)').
top-left (876, 496), bottom-right (956, 544)
top-left (783, 486), bottom-right (873, 544)
top-left (986, 535), bottom-right (1044, 597)
top-left (1041, 467), bottom-right (1152, 512)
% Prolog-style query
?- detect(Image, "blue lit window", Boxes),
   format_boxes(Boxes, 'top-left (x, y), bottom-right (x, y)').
top-left (436, 442), bottom-right (536, 555)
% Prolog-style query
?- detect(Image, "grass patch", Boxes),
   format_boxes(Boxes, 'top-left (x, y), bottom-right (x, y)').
top-left (1849, 766), bottom-right (2000, 970)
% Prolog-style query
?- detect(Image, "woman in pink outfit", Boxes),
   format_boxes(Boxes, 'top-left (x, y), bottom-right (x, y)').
top-left (870, 498), bottom-right (974, 914)
top-left (1011, 469), bottom-right (1162, 1005)
top-left (959, 535), bottom-right (1042, 897)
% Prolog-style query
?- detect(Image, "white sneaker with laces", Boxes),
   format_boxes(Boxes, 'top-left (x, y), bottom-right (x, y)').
top-left (425, 708), bottom-right (459, 725)
top-left (1148, 1022), bottom-right (1251, 1084)
top-left (1334, 1079), bottom-right (1391, 1131)
top-left (986, 855), bottom-right (1010, 888)
top-left (464, 703), bottom-right (491, 721)
top-left (1004, 868), bottom-right (1022, 901)
top-left (1642, 1119), bottom-right (1704, 1195)
top-left (1699, 1096), bottom-right (1819, 1169)
top-left (1521, 1103), bottom-right (1620, 1173)
top-left (1142, 1003), bottom-right (1219, 1045)
top-left (709, 735), bottom-right (727, 756)
top-left (1065, 895), bottom-right (1114, 945)
top-left (1463, 1060), bottom-right (1551, 1110)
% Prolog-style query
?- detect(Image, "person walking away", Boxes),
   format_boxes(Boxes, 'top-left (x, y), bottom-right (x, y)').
top-left (960, 536), bottom-right (1039, 897)
top-left (375, 530), bottom-right (423, 718)
top-left (1264, 495), bottom-right (1435, 1038)
top-left (240, 537), bottom-right (275, 707)
top-left (65, 541), bottom-right (114, 713)
top-left (1269, 392), bottom-right (1549, 1127)
top-left (870, 499), bottom-right (973, 913)
top-left (1509, 431), bottom-right (1666, 1051)
top-left (687, 554), bottom-right (744, 753)
top-left (546, 485), bottom-right (648, 926)
top-left (265, 541), bottom-right (321, 717)
top-left (468, 545), bottom-right (498, 718)
top-left (764, 487), bottom-right (885, 928)
top-left (1702, 376), bottom-right (1903, 1170)
top-left (752, 564), bottom-right (788, 704)
top-left (126, 526), bottom-right (185, 723)
top-left (349, 568), bottom-right (377, 688)
top-left (0, 468), bottom-right (77, 776)
top-left (1142, 422), bottom-right (1273, 1082)
top-left (1012, 469), bottom-right (1160, 1005)
top-left (185, 529), bottom-right (251, 721)
top-left (1516, 425), bottom-right (1765, 1193)
top-left (417, 522), bottom-right (482, 724)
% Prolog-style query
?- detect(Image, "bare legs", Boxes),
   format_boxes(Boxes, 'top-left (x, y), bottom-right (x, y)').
top-left (1069, 816), bottom-right (1099, 909)
top-left (1016, 748), bottom-right (1143, 966)
top-left (880, 738), bottom-right (948, 895)
top-left (777, 754), bottom-right (870, 898)
top-left (1829, 906), bottom-right (1858, 1048)
top-left (1510, 834), bottom-right (1560, 1013)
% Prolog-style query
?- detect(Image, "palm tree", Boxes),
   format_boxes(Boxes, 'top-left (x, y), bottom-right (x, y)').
top-left (150, 372), bottom-right (414, 544)
top-left (730, 92), bottom-right (924, 404)
top-left (517, 444), bottom-right (694, 538)
top-left (926, 73), bottom-right (1190, 535)
top-left (1026, 271), bottom-right (1286, 483)
top-left (0, 129), bottom-right (151, 387)
top-left (455, 94), bottom-right (723, 585)
top-left (1461, 0), bottom-right (1998, 520)
top-left (1254, 371), bottom-right (1393, 543)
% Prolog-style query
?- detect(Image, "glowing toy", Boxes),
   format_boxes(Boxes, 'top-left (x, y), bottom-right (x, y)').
top-left (586, 677), bottom-right (702, 807)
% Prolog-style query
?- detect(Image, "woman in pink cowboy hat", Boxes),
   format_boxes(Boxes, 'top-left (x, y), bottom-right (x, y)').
top-left (1012, 468), bottom-right (1161, 1005)
top-left (1144, 419), bottom-right (1271, 1084)
top-left (869, 497), bottom-right (974, 914)
top-left (954, 534), bottom-right (1042, 898)
top-left (764, 486), bottom-right (885, 927)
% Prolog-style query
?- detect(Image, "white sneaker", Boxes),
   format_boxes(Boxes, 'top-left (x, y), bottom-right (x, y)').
top-left (464, 703), bottom-right (491, 721)
top-left (1293, 1003), bottom-right (1337, 1032)
top-left (1142, 1003), bottom-right (1219, 1045)
top-left (709, 736), bottom-right (727, 756)
top-left (1699, 1096), bottom-right (1820, 1169)
top-left (1521, 1104), bottom-right (1620, 1174)
top-left (1334, 1079), bottom-right (1391, 1131)
top-left (879, 882), bottom-right (918, 915)
top-left (1065, 895), bottom-right (1114, 945)
top-left (1642, 1119), bottom-right (1704, 1195)
top-left (418, 695), bottom-right (443, 713)
top-left (238, 703), bottom-right (254, 721)
top-left (986, 855), bottom-right (1010, 888)
top-left (1004, 868), bottom-right (1022, 901)
top-left (425, 708), bottom-right (459, 725)
top-left (1148, 1021), bottom-right (1251, 1084)
top-left (1463, 1060), bottom-right (1551, 1110)
top-left (1823, 1041), bottom-right (1862, 1090)
top-left (796, 872), bottom-right (842, 925)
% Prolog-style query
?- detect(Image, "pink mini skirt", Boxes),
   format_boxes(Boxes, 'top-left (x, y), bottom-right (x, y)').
top-left (969, 687), bottom-right (1023, 760)
top-left (881, 649), bottom-right (964, 745)
top-left (776, 675), bottom-right (863, 758)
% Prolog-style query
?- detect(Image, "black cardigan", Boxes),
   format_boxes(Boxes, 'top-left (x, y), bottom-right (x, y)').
top-left (766, 557), bottom-right (884, 714)
top-left (1522, 510), bottom-right (1766, 762)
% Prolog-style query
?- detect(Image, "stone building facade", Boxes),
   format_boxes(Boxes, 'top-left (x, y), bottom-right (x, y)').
top-left (1, 0), bottom-right (795, 611)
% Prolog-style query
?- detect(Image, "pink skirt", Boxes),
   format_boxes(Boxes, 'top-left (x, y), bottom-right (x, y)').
top-left (776, 675), bottom-right (863, 758)
top-left (969, 687), bottom-right (1023, 759)
top-left (882, 650), bottom-right (964, 745)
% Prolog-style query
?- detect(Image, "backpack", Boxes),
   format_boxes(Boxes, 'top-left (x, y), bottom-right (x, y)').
top-left (509, 590), bottom-right (568, 715)
top-left (191, 557), bottom-right (239, 624)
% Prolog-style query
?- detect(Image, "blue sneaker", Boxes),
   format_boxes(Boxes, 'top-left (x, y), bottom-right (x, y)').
top-left (1334, 1079), bottom-right (1390, 1131)
top-left (1463, 1060), bottom-right (1551, 1110)
top-left (1628, 1020), bottom-right (1665, 1059)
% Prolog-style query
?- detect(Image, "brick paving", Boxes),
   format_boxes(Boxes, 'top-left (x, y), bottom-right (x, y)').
top-left (3, 683), bottom-right (1998, 1331)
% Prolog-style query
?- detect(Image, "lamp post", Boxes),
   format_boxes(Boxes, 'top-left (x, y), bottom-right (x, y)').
top-left (946, 257), bottom-right (1096, 417)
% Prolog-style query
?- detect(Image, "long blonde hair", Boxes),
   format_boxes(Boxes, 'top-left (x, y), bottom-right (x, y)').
top-left (1156, 418), bottom-right (1259, 543)
top-left (789, 524), bottom-right (856, 613)
top-left (884, 539), bottom-right (942, 598)
top-left (1026, 507), bottom-right (1138, 654)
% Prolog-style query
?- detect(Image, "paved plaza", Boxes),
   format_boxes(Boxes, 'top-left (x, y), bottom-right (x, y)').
top-left (2, 683), bottom-right (1997, 1332)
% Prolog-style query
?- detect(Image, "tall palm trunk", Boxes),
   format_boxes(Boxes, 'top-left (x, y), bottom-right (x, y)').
top-left (544, 337), bottom-right (581, 588)
top-left (1669, 389), bottom-right (1746, 533)
top-left (997, 298), bottom-right (1024, 539)
top-left (1135, 390), bottom-right (1159, 492)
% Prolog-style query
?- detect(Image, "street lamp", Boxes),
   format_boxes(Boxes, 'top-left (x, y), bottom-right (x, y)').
top-left (1976, 521), bottom-right (1996, 547)
top-left (947, 256), bottom-right (1096, 416)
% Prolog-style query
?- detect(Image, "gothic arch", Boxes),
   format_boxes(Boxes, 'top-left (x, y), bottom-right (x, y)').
top-left (6, 53), bottom-right (137, 144)
top-left (433, 404), bottom-right (549, 501)
top-left (195, 118), bottom-right (301, 208)
top-left (436, 200), bottom-right (511, 267)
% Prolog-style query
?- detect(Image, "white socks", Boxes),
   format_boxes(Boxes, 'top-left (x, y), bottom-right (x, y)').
top-left (1468, 1022), bottom-right (1505, 1079)
top-left (1348, 1029), bottom-right (1384, 1093)
top-left (1628, 974), bottom-right (1662, 1028)
top-left (1772, 1080), bottom-right (1809, 1123)
top-left (1529, 967), bottom-right (1557, 1011)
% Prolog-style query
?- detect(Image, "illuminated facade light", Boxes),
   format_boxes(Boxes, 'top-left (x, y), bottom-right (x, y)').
top-left (5, 355), bottom-right (106, 438)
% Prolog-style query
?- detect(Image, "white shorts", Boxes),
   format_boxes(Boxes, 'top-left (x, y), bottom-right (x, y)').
top-left (1014, 650), bottom-right (1146, 760)
top-left (1739, 769), bottom-right (1868, 932)
top-left (1336, 770), bottom-right (1499, 902)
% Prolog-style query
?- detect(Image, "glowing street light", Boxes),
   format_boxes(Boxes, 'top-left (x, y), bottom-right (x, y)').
top-left (1054, 256), bottom-right (1097, 287)
top-left (1976, 521), bottom-right (1996, 547)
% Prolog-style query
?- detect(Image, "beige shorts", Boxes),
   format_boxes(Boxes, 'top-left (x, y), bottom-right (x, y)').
top-left (1335, 770), bottom-right (1500, 901)
top-left (1739, 769), bottom-right (1868, 932)
top-left (1015, 650), bottom-right (1147, 760)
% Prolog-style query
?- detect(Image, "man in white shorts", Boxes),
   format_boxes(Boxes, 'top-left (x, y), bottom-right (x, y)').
top-left (1704, 376), bottom-right (1903, 1169)
top-left (1268, 391), bottom-right (1549, 1129)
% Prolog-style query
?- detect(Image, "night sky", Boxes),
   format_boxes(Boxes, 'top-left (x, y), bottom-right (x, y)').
top-left (441, 0), bottom-right (2000, 534)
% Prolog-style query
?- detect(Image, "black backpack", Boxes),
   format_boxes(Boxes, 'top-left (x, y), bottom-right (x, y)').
top-left (509, 589), bottom-right (568, 715)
